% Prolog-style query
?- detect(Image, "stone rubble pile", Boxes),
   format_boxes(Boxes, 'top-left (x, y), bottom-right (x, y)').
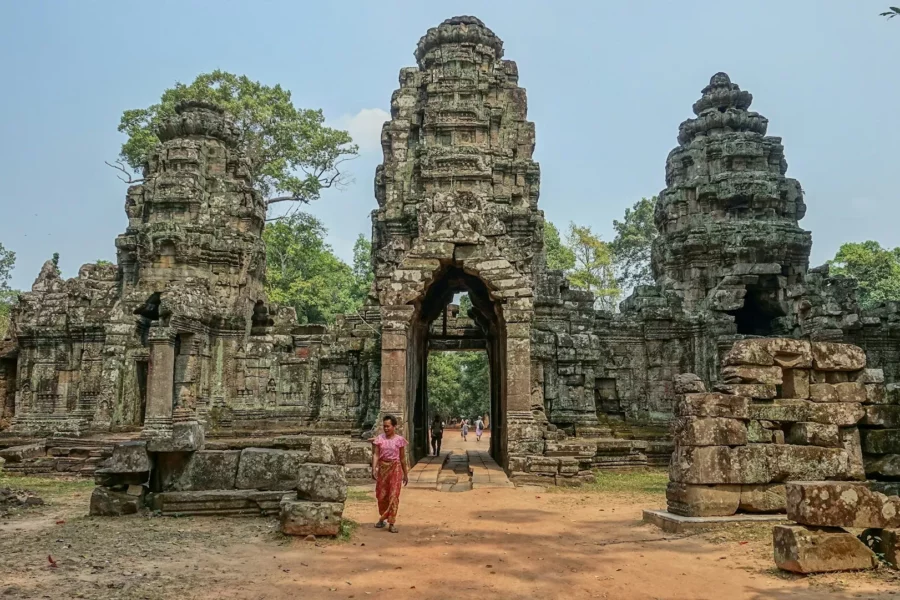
top-left (774, 481), bottom-right (900, 572)
top-left (667, 339), bottom-right (890, 518)
top-left (89, 435), bottom-right (354, 538)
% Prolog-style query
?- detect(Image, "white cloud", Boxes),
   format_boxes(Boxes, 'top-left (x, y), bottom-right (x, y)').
top-left (332, 108), bottom-right (390, 153)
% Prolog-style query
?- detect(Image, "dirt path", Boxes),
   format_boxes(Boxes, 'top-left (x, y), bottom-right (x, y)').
top-left (1, 473), bottom-right (897, 600)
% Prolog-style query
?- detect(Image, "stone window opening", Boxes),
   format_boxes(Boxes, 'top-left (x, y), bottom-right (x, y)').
top-left (728, 278), bottom-right (786, 336)
top-left (134, 292), bottom-right (162, 346)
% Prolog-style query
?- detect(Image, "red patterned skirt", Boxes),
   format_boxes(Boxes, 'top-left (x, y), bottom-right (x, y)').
top-left (376, 460), bottom-right (403, 524)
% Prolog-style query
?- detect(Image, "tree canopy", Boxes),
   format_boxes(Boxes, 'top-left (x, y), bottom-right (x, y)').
top-left (263, 213), bottom-right (369, 324)
top-left (881, 6), bottom-right (900, 19)
top-left (114, 70), bottom-right (358, 215)
top-left (0, 243), bottom-right (17, 338)
top-left (566, 223), bottom-right (621, 312)
top-left (829, 241), bottom-right (900, 309)
top-left (543, 221), bottom-right (576, 271)
top-left (610, 196), bottom-right (657, 291)
top-left (427, 350), bottom-right (490, 422)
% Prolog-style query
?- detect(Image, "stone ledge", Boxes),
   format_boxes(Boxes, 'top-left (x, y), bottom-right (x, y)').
top-left (642, 509), bottom-right (787, 534)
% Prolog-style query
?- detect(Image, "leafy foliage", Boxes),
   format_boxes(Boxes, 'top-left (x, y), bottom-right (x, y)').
top-left (881, 6), bottom-right (900, 19)
top-left (543, 221), bottom-right (575, 271)
top-left (427, 350), bottom-right (490, 422)
top-left (566, 223), bottom-right (621, 312)
top-left (610, 196), bottom-right (658, 291)
top-left (0, 243), bottom-right (17, 338)
top-left (115, 70), bottom-right (358, 212)
top-left (829, 241), bottom-right (900, 309)
top-left (351, 234), bottom-right (374, 304)
top-left (263, 213), bottom-right (369, 324)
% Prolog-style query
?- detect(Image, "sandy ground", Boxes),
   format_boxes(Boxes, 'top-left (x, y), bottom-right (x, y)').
top-left (1, 466), bottom-right (899, 600)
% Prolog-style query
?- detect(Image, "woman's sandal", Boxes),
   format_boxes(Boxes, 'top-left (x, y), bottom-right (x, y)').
top-left (389, 524), bottom-right (398, 533)
top-left (375, 520), bottom-right (386, 528)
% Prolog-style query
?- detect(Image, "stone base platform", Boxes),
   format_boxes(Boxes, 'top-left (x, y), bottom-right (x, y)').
top-left (642, 509), bottom-right (787, 533)
top-left (148, 490), bottom-right (289, 517)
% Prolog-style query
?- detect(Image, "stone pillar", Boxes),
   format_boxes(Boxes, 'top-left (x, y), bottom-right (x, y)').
top-left (504, 316), bottom-right (544, 465)
top-left (379, 305), bottom-right (414, 439)
top-left (143, 327), bottom-right (175, 437)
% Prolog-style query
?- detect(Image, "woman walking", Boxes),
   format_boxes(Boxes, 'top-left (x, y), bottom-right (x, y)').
top-left (461, 419), bottom-right (469, 442)
top-left (475, 417), bottom-right (484, 442)
top-left (371, 415), bottom-right (409, 533)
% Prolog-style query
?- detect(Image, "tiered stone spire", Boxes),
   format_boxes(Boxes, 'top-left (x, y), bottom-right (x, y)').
top-left (651, 73), bottom-right (811, 332)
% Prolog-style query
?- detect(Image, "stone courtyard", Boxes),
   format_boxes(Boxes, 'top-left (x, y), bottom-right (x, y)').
top-left (1, 13), bottom-right (900, 595)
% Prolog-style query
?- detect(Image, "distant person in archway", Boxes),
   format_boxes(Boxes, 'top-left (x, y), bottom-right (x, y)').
top-left (372, 415), bottom-right (409, 533)
top-left (430, 415), bottom-right (444, 456)
top-left (475, 417), bottom-right (484, 442)
top-left (461, 418), bottom-right (469, 442)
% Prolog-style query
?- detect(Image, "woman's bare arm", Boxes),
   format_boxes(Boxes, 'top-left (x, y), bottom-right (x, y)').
top-left (400, 446), bottom-right (409, 486)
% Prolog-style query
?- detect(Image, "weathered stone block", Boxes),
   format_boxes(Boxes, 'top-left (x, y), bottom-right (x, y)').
top-left (865, 384), bottom-right (887, 405)
top-left (147, 421), bottom-right (205, 453)
top-left (886, 383), bottom-right (900, 405)
top-left (861, 429), bottom-right (900, 455)
top-left (669, 446), bottom-right (742, 484)
top-left (747, 420), bottom-right (780, 444)
top-left (857, 368), bottom-right (885, 384)
top-left (862, 405), bottom-right (900, 428)
top-left (169, 450), bottom-right (241, 491)
top-left (748, 401), bottom-right (864, 426)
top-left (833, 382), bottom-right (866, 403)
top-left (721, 365), bottom-right (782, 386)
top-left (675, 393), bottom-right (749, 419)
top-left (739, 484), bottom-right (786, 513)
top-left (674, 416), bottom-right (747, 446)
top-left (839, 427), bottom-right (866, 480)
top-left (809, 383), bottom-right (838, 403)
top-left (0, 442), bottom-right (45, 463)
top-left (235, 448), bottom-right (310, 490)
top-left (864, 454), bottom-right (900, 479)
top-left (673, 373), bottom-right (705, 394)
top-left (786, 423), bottom-right (840, 448)
top-left (766, 339), bottom-right (813, 368)
top-left (811, 342), bottom-right (866, 371)
top-left (98, 441), bottom-right (150, 474)
top-left (309, 437), bottom-right (335, 464)
top-left (781, 369), bottom-right (809, 399)
top-left (774, 525), bottom-right (876, 573)
top-left (722, 339), bottom-right (774, 367)
top-left (881, 529), bottom-right (900, 569)
top-left (279, 500), bottom-right (343, 536)
top-left (786, 482), bottom-right (900, 528)
top-left (765, 445), bottom-right (851, 482)
top-left (526, 456), bottom-right (560, 474)
top-left (89, 486), bottom-right (140, 516)
top-left (713, 383), bottom-right (777, 399)
top-left (296, 464), bottom-right (347, 503)
top-left (665, 482), bottom-right (740, 517)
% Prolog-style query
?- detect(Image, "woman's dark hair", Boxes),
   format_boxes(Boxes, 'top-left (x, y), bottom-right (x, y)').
top-left (383, 414), bottom-right (398, 426)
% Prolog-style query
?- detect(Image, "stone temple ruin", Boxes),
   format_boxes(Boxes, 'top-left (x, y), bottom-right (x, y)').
top-left (1, 17), bottom-right (900, 535)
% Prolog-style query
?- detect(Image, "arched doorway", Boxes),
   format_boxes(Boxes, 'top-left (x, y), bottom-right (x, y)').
top-left (406, 266), bottom-right (506, 465)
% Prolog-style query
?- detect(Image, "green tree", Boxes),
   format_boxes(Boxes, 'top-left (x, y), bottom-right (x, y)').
top-left (567, 223), bottom-right (621, 312)
top-left (96, 259), bottom-right (113, 267)
top-left (881, 6), bottom-right (900, 19)
top-left (610, 196), bottom-right (658, 290)
top-left (263, 212), bottom-right (358, 324)
top-left (543, 220), bottom-right (575, 271)
top-left (427, 351), bottom-right (490, 422)
top-left (0, 243), bottom-right (17, 338)
top-left (829, 241), bottom-right (900, 309)
top-left (112, 70), bottom-right (358, 215)
top-left (351, 234), bottom-right (374, 305)
top-left (51, 252), bottom-right (60, 275)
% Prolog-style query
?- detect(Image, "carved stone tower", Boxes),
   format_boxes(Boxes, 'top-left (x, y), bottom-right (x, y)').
top-left (372, 16), bottom-right (544, 463)
top-left (652, 73), bottom-right (812, 335)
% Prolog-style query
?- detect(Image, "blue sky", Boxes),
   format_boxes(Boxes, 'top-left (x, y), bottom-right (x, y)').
top-left (1, 1), bottom-right (898, 290)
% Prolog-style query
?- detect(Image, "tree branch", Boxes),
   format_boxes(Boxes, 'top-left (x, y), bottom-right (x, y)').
top-left (105, 160), bottom-right (145, 184)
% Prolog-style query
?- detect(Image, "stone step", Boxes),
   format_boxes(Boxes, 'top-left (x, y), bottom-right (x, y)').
top-left (149, 490), bottom-right (289, 516)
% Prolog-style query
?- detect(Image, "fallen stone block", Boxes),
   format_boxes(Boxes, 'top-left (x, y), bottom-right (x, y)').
top-left (280, 500), bottom-right (343, 537)
top-left (722, 339), bottom-right (774, 367)
top-left (666, 482), bottom-right (740, 517)
top-left (165, 450), bottom-right (241, 491)
top-left (674, 416), bottom-right (747, 446)
top-left (235, 448), bottom-right (311, 490)
top-left (721, 365), bottom-right (783, 386)
top-left (296, 463), bottom-right (347, 503)
top-left (811, 342), bottom-right (866, 372)
top-left (739, 484), bottom-right (786, 513)
top-left (0, 443), bottom-right (45, 463)
top-left (766, 339), bottom-right (813, 368)
top-left (773, 525), bottom-right (876, 573)
top-left (89, 486), bottom-right (140, 516)
top-left (97, 441), bottom-right (150, 473)
top-left (748, 400), bottom-right (864, 426)
top-left (786, 423), bottom-right (840, 448)
top-left (713, 383), bottom-right (777, 400)
top-left (673, 373), bottom-right (705, 394)
top-left (786, 481), bottom-right (900, 528)
top-left (146, 421), bottom-right (204, 453)
top-left (675, 393), bottom-right (749, 419)
top-left (861, 429), bottom-right (900, 455)
top-left (149, 489), bottom-right (288, 516)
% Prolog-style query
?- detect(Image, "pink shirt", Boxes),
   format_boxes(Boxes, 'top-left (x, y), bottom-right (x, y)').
top-left (373, 433), bottom-right (408, 462)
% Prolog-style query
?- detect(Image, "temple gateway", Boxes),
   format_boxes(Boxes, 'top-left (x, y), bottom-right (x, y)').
top-left (2, 16), bottom-right (899, 486)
